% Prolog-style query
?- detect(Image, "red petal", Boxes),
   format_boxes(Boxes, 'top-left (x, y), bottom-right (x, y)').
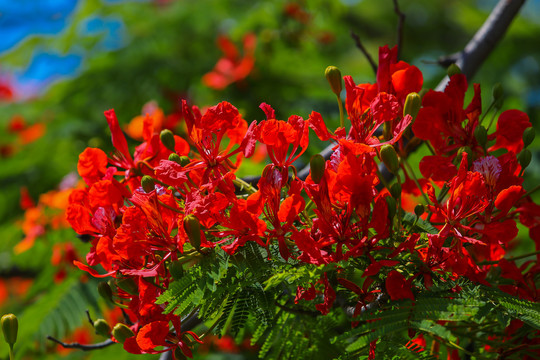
top-left (386, 270), bottom-right (414, 301)
top-left (104, 109), bottom-right (133, 165)
top-left (136, 321), bottom-right (169, 351)
top-left (495, 185), bottom-right (524, 215)
top-left (419, 156), bottom-right (457, 181)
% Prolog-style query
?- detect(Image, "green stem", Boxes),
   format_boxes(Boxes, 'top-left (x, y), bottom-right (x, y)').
top-left (233, 178), bottom-right (257, 194)
top-left (337, 94), bottom-right (345, 129)
top-left (401, 158), bottom-right (431, 205)
top-left (159, 200), bottom-right (182, 213)
top-left (425, 141), bottom-right (437, 156)
top-left (9, 346), bottom-right (13, 360)
top-left (376, 168), bottom-right (391, 190)
top-left (522, 183), bottom-right (540, 199)
top-left (396, 174), bottom-right (403, 231)
top-left (486, 109), bottom-right (499, 131)
top-left (479, 100), bottom-right (496, 126)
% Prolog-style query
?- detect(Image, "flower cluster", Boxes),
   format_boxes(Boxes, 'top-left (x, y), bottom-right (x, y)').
top-left (64, 45), bottom-right (538, 358)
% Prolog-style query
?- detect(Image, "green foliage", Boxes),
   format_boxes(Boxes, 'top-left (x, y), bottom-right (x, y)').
top-left (0, 1), bottom-right (539, 359)
top-left (340, 283), bottom-right (540, 359)
top-left (4, 274), bottom-right (99, 359)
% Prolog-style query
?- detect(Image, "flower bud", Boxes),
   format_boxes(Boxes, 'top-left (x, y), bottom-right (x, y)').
top-left (414, 204), bottom-right (425, 217)
top-left (447, 64), bottom-right (461, 77)
top-left (169, 153), bottom-right (182, 164)
top-left (168, 260), bottom-right (184, 281)
top-left (380, 145), bottom-right (400, 174)
top-left (518, 149), bottom-right (532, 169)
top-left (97, 282), bottom-right (114, 303)
top-left (160, 129), bottom-right (176, 152)
top-left (310, 154), bottom-right (325, 184)
top-left (179, 155), bottom-right (190, 167)
top-left (492, 83), bottom-right (504, 104)
top-left (112, 323), bottom-right (134, 344)
top-left (93, 319), bottom-right (111, 338)
top-left (523, 127), bottom-right (535, 148)
top-left (385, 197), bottom-right (396, 219)
top-left (403, 92), bottom-right (422, 121)
top-left (390, 182), bottom-right (401, 199)
top-left (1, 314), bottom-right (18, 347)
top-left (474, 125), bottom-right (488, 148)
top-left (325, 66), bottom-right (343, 96)
top-left (184, 215), bottom-right (201, 250)
top-left (116, 277), bottom-right (138, 295)
top-left (141, 175), bottom-right (155, 193)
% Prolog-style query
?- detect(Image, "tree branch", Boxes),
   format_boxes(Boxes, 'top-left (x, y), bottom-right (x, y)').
top-left (392, 0), bottom-right (405, 60)
top-left (350, 31), bottom-right (378, 75)
top-left (47, 336), bottom-right (115, 351)
top-left (436, 0), bottom-right (527, 91)
top-left (159, 350), bottom-right (173, 360)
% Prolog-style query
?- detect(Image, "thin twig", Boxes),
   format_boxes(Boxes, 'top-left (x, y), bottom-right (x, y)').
top-left (47, 336), bottom-right (115, 351)
top-left (86, 310), bottom-right (94, 327)
top-left (121, 308), bottom-right (134, 326)
top-left (392, 0), bottom-right (405, 59)
top-left (350, 31), bottom-right (378, 75)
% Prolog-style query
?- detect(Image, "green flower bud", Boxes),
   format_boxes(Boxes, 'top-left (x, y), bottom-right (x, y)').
top-left (390, 182), bottom-right (401, 199)
top-left (385, 197), bottom-right (396, 219)
top-left (93, 319), bottom-right (111, 338)
top-left (168, 260), bottom-right (184, 281)
top-left (523, 127), bottom-right (535, 148)
top-left (97, 282), bottom-right (114, 303)
top-left (160, 129), bottom-right (176, 152)
top-left (325, 66), bottom-right (343, 96)
top-left (492, 83), bottom-right (504, 103)
top-left (447, 64), bottom-right (461, 77)
top-left (474, 125), bottom-right (488, 148)
top-left (112, 323), bottom-right (134, 344)
top-left (414, 204), bottom-right (425, 217)
top-left (169, 153), bottom-right (182, 164)
top-left (380, 145), bottom-right (400, 174)
top-left (1, 314), bottom-right (18, 347)
top-left (184, 215), bottom-right (201, 250)
top-left (179, 155), bottom-right (190, 167)
top-left (310, 154), bottom-right (325, 184)
top-left (116, 277), bottom-right (138, 296)
top-left (518, 149), bottom-right (532, 169)
top-left (141, 175), bottom-right (155, 193)
top-left (403, 92), bottom-right (422, 121)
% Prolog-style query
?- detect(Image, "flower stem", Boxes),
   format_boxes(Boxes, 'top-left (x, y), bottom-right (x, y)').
top-left (401, 157), bottom-right (430, 205)
top-left (233, 178), bottom-right (257, 194)
top-left (337, 94), bottom-right (345, 129)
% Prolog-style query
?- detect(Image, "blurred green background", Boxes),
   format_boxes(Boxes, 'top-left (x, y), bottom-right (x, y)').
top-left (0, 0), bottom-right (538, 358)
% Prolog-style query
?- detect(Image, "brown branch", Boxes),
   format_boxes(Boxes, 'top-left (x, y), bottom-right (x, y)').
top-left (436, 0), bottom-right (527, 91)
top-left (351, 31), bottom-right (378, 75)
top-left (47, 336), bottom-right (115, 351)
top-left (392, 0), bottom-right (406, 59)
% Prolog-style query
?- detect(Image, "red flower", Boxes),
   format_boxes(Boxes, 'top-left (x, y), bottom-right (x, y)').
top-left (179, 100), bottom-right (258, 192)
top-left (488, 109), bottom-right (531, 154)
top-left (412, 74), bottom-right (483, 158)
top-left (202, 33), bottom-right (256, 90)
top-left (385, 270), bottom-right (414, 301)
